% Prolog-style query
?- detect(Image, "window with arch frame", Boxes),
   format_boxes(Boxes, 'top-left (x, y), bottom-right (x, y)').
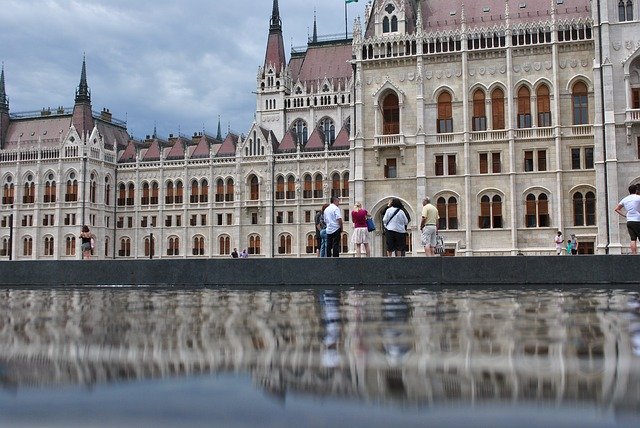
top-left (437, 92), bottom-right (453, 133)
top-left (167, 236), bottom-right (180, 256)
top-left (66, 236), bottom-right (77, 256)
top-left (525, 193), bottom-right (550, 228)
top-left (119, 237), bottom-right (131, 257)
top-left (44, 236), bottom-right (54, 256)
top-left (276, 176), bottom-right (285, 200)
top-left (320, 118), bottom-right (335, 144)
top-left (44, 174), bottom-right (56, 203)
top-left (192, 236), bottom-right (205, 256)
top-left (619, 0), bottom-right (634, 21)
top-left (293, 119), bottom-right (308, 145)
top-left (517, 86), bottom-right (532, 128)
top-left (23, 176), bottom-right (35, 204)
top-left (225, 178), bottom-right (234, 202)
top-left (437, 196), bottom-right (459, 230)
top-left (303, 174), bottom-right (313, 199)
top-left (142, 182), bottom-right (150, 205)
top-left (572, 82), bottom-right (589, 125)
top-left (306, 233), bottom-right (318, 254)
top-left (472, 89), bottom-right (487, 131)
top-left (278, 234), bottom-right (292, 254)
top-left (491, 88), bottom-right (505, 130)
top-left (382, 92), bottom-right (400, 134)
top-left (537, 84), bottom-right (551, 127)
top-left (573, 190), bottom-right (596, 226)
top-left (313, 174), bottom-right (323, 198)
top-left (89, 174), bottom-right (97, 204)
top-left (3, 179), bottom-right (15, 205)
top-left (65, 176), bottom-right (78, 202)
top-left (286, 176), bottom-right (296, 199)
top-left (219, 235), bottom-right (231, 255)
top-left (248, 235), bottom-right (261, 255)
top-left (216, 178), bottom-right (224, 202)
top-left (249, 175), bottom-right (260, 200)
top-left (190, 179), bottom-right (200, 203)
top-left (23, 236), bottom-right (33, 256)
top-left (104, 177), bottom-right (111, 206)
top-left (479, 194), bottom-right (504, 229)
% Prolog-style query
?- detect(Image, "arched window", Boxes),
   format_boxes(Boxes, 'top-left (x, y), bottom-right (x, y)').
top-left (23, 175), bottom-right (35, 204)
top-left (44, 236), bottom-right (54, 256)
top-left (341, 232), bottom-right (349, 253)
top-left (44, 174), bottom-right (56, 204)
top-left (391, 15), bottom-right (398, 32)
top-left (66, 176), bottom-right (78, 202)
top-left (126, 183), bottom-right (135, 206)
top-left (383, 16), bottom-right (390, 33)
top-left (175, 181), bottom-right (183, 204)
top-left (119, 238), bottom-right (131, 257)
top-left (313, 173), bottom-right (323, 199)
top-left (437, 92), bottom-right (453, 133)
top-left (472, 89), bottom-right (487, 131)
top-left (249, 235), bottom-right (261, 255)
top-left (525, 193), bottom-right (550, 228)
top-left (342, 172), bottom-right (350, 197)
top-left (117, 183), bottom-right (126, 206)
top-left (517, 86), bottom-right (532, 128)
top-left (437, 196), bottom-right (459, 230)
top-left (167, 236), bottom-right (180, 256)
top-left (89, 173), bottom-right (97, 204)
top-left (294, 119), bottom-right (308, 145)
top-left (2, 179), bottom-right (15, 205)
top-left (382, 93), bottom-right (400, 134)
top-left (219, 235), bottom-right (231, 255)
top-left (151, 182), bottom-right (159, 205)
top-left (105, 177), bottom-right (111, 206)
top-left (216, 178), bottom-right (224, 202)
top-left (165, 181), bottom-right (174, 204)
top-left (249, 175), bottom-right (259, 200)
top-left (303, 174), bottom-right (312, 199)
top-left (278, 234), bottom-right (292, 254)
top-left (66, 236), bottom-right (77, 256)
top-left (286, 176), bottom-right (295, 199)
top-left (276, 176), bottom-right (285, 200)
top-left (192, 236), bottom-right (205, 256)
top-left (190, 179), bottom-right (199, 203)
top-left (479, 194), bottom-right (503, 229)
top-left (573, 191), bottom-right (596, 226)
top-left (104, 236), bottom-right (110, 258)
top-left (620, 0), bottom-right (634, 21)
top-left (331, 173), bottom-right (341, 198)
top-left (537, 84), bottom-right (551, 127)
top-left (226, 178), bottom-right (234, 202)
top-left (200, 179), bottom-right (209, 203)
top-left (491, 88), bottom-right (505, 130)
top-left (142, 182), bottom-right (150, 205)
top-left (144, 235), bottom-right (155, 258)
top-left (320, 118), bottom-right (335, 144)
top-left (22, 236), bottom-right (33, 256)
top-left (306, 233), bottom-right (318, 254)
top-left (572, 82), bottom-right (589, 125)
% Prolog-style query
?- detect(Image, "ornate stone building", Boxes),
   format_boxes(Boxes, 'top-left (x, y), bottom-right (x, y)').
top-left (1, 0), bottom-right (640, 259)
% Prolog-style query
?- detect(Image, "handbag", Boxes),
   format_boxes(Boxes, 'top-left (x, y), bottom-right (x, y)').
top-left (366, 217), bottom-right (376, 232)
top-left (435, 234), bottom-right (445, 255)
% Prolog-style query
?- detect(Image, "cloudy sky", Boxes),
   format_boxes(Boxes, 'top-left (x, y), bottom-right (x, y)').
top-left (0, 0), bottom-right (368, 140)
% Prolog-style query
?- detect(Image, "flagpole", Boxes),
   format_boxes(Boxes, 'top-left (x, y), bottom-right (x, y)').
top-left (345, 1), bottom-right (348, 39)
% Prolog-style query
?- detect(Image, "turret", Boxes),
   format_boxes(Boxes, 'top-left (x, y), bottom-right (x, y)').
top-left (263, 0), bottom-right (286, 75)
top-left (0, 64), bottom-right (9, 149)
top-left (71, 56), bottom-right (94, 139)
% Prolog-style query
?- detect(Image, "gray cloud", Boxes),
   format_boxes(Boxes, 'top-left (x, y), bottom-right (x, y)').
top-left (0, 0), bottom-right (367, 139)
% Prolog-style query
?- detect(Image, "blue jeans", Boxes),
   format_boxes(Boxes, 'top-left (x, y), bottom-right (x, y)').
top-left (320, 228), bottom-right (328, 257)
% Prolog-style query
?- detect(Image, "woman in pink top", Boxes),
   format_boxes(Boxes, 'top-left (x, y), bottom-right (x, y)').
top-left (351, 202), bottom-right (370, 257)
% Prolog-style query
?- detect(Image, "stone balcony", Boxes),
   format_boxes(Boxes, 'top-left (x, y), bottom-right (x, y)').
top-left (374, 134), bottom-right (405, 148)
top-left (626, 109), bottom-right (640, 124)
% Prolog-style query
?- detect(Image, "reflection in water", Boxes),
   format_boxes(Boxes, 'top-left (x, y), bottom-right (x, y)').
top-left (1, 288), bottom-right (640, 413)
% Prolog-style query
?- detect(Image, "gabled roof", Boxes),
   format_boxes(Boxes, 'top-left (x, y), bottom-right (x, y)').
top-left (304, 127), bottom-right (325, 151)
top-left (119, 140), bottom-right (137, 163)
top-left (289, 41), bottom-right (352, 91)
top-left (216, 133), bottom-right (238, 157)
top-left (141, 140), bottom-right (161, 161)
top-left (332, 124), bottom-right (350, 149)
top-left (278, 129), bottom-right (297, 153)
top-left (165, 137), bottom-right (188, 160)
top-left (191, 136), bottom-right (211, 158)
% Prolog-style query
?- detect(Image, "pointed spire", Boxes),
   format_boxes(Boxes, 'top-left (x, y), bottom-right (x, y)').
top-left (216, 115), bottom-right (222, 140)
top-left (312, 10), bottom-right (318, 43)
top-left (270, 0), bottom-right (282, 31)
top-left (0, 63), bottom-right (8, 111)
top-left (75, 54), bottom-right (91, 103)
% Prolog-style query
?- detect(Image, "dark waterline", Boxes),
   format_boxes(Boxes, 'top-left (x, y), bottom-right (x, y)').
top-left (1, 287), bottom-right (639, 427)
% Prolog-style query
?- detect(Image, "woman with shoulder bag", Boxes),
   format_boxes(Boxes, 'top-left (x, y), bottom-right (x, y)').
top-left (383, 198), bottom-right (409, 257)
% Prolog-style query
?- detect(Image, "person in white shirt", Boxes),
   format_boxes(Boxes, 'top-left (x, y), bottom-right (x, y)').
top-left (614, 184), bottom-right (640, 254)
top-left (323, 196), bottom-right (343, 257)
top-left (383, 198), bottom-right (409, 257)
top-left (554, 231), bottom-right (563, 255)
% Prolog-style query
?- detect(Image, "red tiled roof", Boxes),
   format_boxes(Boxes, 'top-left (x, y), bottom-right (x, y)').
top-left (142, 140), bottom-right (161, 161)
top-left (278, 129), bottom-right (297, 153)
top-left (166, 138), bottom-right (186, 160)
top-left (191, 136), bottom-right (210, 158)
top-left (332, 125), bottom-right (350, 149)
top-left (290, 42), bottom-right (352, 91)
top-left (265, 32), bottom-right (286, 72)
top-left (119, 140), bottom-right (137, 163)
top-left (216, 133), bottom-right (238, 157)
top-left (3, 116), bottom-right (70, 150)
top-left (304, 127), bottom-right (324, 151)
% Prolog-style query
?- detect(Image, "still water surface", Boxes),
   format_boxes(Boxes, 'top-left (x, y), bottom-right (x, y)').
top-left (1, 287), bottom-right (639, 427)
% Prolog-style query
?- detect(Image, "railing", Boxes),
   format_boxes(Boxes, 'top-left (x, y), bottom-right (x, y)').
top-left (375, 134), bottom-right (405, 146)
top-left (470, 130), bottom-right (509, 142)
top-left (569, 124), bottom-right (593, 136)
top-left (514, 127), bottom-right (554, 140)
top-left (626, 109), bottom-right (640, 122)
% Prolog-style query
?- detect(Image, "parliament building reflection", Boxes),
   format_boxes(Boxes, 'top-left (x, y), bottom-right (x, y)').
top-left (0, 289), bottom-right (639, 411)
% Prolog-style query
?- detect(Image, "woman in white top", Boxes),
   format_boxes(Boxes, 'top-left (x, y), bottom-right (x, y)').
top-left (383, 198), bottom-right (409, 257)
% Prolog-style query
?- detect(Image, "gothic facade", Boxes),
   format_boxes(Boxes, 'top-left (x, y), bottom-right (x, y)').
top-left (1, 0), bottom-right (640, 259)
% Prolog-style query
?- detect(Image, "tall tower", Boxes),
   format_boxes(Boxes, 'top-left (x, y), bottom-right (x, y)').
top-left (257, 0), bottom-right (288, 138)
top-left (0, 64), bottom-right (9, 149)
top-left (72, 56), bottom-right (95, 139)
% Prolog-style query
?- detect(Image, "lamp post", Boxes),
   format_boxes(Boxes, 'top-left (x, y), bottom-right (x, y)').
top-left (8, 204), bottom-right (13, 261)
top-left (149, 231), bottom-right (154, 260)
